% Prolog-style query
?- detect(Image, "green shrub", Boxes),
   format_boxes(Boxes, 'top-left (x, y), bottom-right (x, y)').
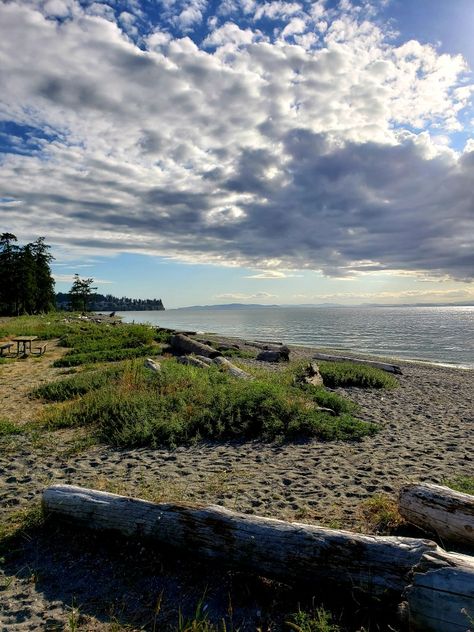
top-left (42, 360), bottom-right (377, 447)
top-left (60, 323), bottom-right (155, 353)
top-left (318, 361), bottom-right (398, 389)
top-left (0, 419), bottom-right (22, 436)
top-left (301, 386), bottom-right (358, 415)
top-left (53, 345), bottom-right (159, 367)
top-left (32, 367), bottom-right (122, 401)
top-left (0, 313), bottom-right (76, 340)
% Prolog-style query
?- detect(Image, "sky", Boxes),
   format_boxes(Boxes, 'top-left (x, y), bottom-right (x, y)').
top-left (1, 0), bottom-right (474, 308)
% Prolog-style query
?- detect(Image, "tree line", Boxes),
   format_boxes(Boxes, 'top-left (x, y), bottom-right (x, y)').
top-left (0, 233), bottom-right (56, 316)
top-left (56, 289), bottom-right (165, 311)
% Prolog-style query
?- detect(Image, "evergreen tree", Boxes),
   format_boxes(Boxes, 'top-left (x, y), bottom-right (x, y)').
top-left (31, 237), bottom-right (56, 312)
top-left (69, 274), bottom-right (97, 312)
top-left (17, 243), bottom-right (37, 314)
top-left (0, 233), bottom-right (20, 315)
top-left (0, 234), bottom-right (56, 315)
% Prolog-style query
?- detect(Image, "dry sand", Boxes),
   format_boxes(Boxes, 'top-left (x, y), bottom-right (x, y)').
top-left (0, 336), bottom-right (472, 630)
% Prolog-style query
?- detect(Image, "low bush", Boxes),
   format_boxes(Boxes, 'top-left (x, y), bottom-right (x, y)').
top-left (0, 419), bottom-right (22, 436)
top-left (41, 360), bottom-right (377, 447)
top-left (60, 322), bottom-right (155, 352)
top-left (0, 313), bottom-right (76, 340)
top-left (318, 361), bottom-right (398, 389)
top-left (32, 367), bottom-right (122, 401)
top-left (53, 345), bottom-right (159, 367)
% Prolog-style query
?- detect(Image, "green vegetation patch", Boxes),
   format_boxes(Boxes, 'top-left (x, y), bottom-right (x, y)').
top-left (0, 313), bottom-right (76, 340)
top-left (0, 504), bottom-right (45, 554)
top-left (318, 361), bottom-right (399, 389)
top-left (359, 494), bottom-right (404, 535)
top-left (445, 476), bottom-right (474, 495)
top-left (0, 419), bottom-right (22, 436)
top-left (41, 360), bottom-right (377, 448)
top-left (32, 367), bottom-right (122, 401)
top-left (53, 344), bottom-right (160, 367)
top-left (286, 606), bottom-right (341, 632)
top-left (60, 322), bottom-right (156, 353)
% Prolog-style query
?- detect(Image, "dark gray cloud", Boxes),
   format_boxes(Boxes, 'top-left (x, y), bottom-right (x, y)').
top-left (0, 1), bottom-right (473, 281)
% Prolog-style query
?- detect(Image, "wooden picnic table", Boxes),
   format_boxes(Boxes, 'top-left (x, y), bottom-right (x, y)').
top-left (12, 336), bottom-right (38, 355)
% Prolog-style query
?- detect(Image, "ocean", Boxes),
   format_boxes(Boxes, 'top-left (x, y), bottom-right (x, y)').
top-left (116, 305), bottom-right (474, 369)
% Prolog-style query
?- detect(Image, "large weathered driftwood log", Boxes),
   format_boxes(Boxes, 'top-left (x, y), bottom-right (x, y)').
top-left (402, 548), bottom-right (474, 632)
top-left (170, 334), bottom-right (221, 359)
top-left (213, 356), bottom-right (254, 380)
top-left (312, 352), bottom-right (402, 374)
top-left (43, 485), bottom-right (435, 602)
top-left (399, 483), bottom-right (474, 547)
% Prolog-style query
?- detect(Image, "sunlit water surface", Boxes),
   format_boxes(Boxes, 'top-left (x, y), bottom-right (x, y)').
top-left (115, 306), bottom-right (474, 368)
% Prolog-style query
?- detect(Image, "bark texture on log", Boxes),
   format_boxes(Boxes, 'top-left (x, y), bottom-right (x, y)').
top-left (213, 356), bottom-right (254, 380)
top-left (43, 485), bottom-right (436, 602)
top-left (403, 548), bottom-right (474, 632)
top-left (170, 334), bottom-right (221, 359)
top-left (312, 352), bottom-right (402, 374)
top-left (177, 356), bottom-right (210, 369)
top-left (399, 483), bottom-right (474, 547)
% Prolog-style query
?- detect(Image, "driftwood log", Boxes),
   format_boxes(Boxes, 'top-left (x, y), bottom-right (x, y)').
top-left (312, 352), bottom-right (402, 374)
top-left (42, 485), bottom-right (474, 630)
top-left (43, 485), bottom-right (434, 601)
top-left (144, 358), bottom-right (161, 372)
top-left (256, 345), bottom-right (290, 362)
top-left (399, 483), bottom-right (474, 548)
top-left (213, 356), bottom-right (254, 380)
top-left (296, 362), bottom-right (324, 387)
top-left (402, 548), bottom-right (474, 631)
top-left (170, 334), bottom-right (221, 359)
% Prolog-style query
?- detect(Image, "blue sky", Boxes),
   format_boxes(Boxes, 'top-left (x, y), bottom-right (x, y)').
top-left (1, 0), bottom-right (473, 308)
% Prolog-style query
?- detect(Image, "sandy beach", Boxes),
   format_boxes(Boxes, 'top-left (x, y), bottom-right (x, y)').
top-left (1, 335), bottom-right (472, 630)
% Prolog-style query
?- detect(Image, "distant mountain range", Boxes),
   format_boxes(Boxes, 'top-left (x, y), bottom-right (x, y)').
top-left (174, 301), bottom-right (473, 310)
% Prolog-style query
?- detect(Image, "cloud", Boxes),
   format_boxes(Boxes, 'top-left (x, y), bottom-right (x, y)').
top-left (215, 292), bottom-right (276, 300)
top-left (53, 273), bottom-right (114, 285)
top-left (0, 2), bottom-right (473, 283)
top-left (312, 288), bottom-right (474, 301)
top-left (245, 270), bottom-right (302, 279)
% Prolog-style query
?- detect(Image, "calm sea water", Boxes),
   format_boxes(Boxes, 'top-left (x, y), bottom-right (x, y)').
top-left (116, 306), bottom-right (474, 368)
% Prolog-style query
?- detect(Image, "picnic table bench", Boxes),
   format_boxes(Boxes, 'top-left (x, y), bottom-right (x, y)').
top-left (34, 343), bottom-right (47, 356)
top-left (0, 342), bottom-right (13, 356)
top-left (11, 336), bottom-right (38, 355)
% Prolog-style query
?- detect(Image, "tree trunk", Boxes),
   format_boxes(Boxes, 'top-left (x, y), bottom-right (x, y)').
top-left (170, 334), bottom-right (221, 358)
top-left (43, 485), bottom-right (436, 603)
top-left (399, 483), bottom-right (474, 547)
top-left (312, 352), bottom-right (402, 374)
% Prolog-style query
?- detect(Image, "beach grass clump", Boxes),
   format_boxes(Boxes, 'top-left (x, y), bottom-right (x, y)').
top-left (40, 359), bottom-right (377, 447)
top-left (32, 366), bottom-right (122, 401)
top-left (53, 345), bottom-right (160, 367)
top-left (60, 322), bottom-right (155, 353)
top-left (0, 504), bottom-right (45, 554)
top-left (0, 313), bottom-right (77, 340)
top-left (0, 418), bottom-right (22, 436)
top-left (359, 494), bottom-right (404, 534)
top-left (286, 605), bottom-right (341, 632)
top-left (52, 321), bottom-right (161, 367)
top-left (318, 361), bottom-right (398, 389)
top-left (445, 476), bottom-right (474, 495)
